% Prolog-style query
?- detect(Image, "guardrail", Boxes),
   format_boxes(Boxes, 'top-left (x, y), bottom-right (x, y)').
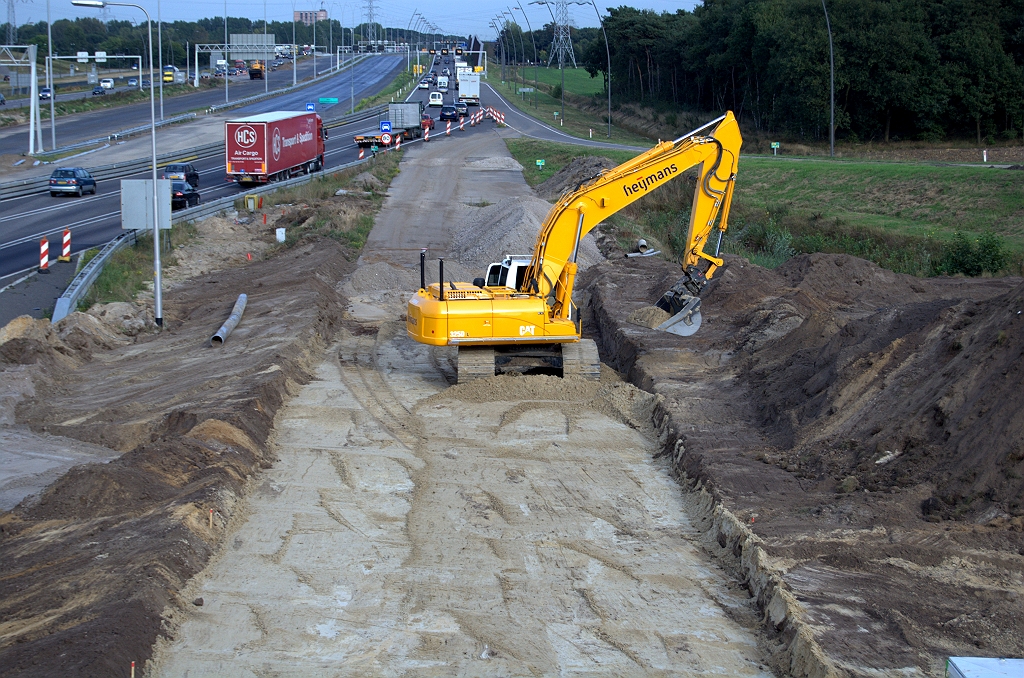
top-left (51, 230), bottom-right (137, 323)
top-left (50, 153), bottom-right (374, 323)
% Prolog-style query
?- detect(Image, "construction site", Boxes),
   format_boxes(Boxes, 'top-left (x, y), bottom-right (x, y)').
top-left (1, 120), bottom-right (1023, 678)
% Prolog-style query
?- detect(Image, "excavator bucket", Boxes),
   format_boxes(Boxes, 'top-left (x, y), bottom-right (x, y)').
top-left (657, 295), bottom-right (702, 336)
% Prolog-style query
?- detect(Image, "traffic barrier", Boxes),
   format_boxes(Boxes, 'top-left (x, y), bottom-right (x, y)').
top-left (39, 237), bottom-right (49, 274)
top-left (459, 117), bottom-right (465, 131)
top-left (396, 135), bottom-right (401, 150)
top-left (359, 148), bottom-right (365, 160)
top-left (59, 228), bottom-right (72, 263)
top-left (446, 121), bottom-right (451, 136)
top-left (425, 127), bottom-right (430, 142)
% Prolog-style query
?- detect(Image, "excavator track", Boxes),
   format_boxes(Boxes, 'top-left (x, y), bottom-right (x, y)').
top-left (456, 347), bottom-right (496, 384)
top-left (560, 339), bottom-right (601, 381)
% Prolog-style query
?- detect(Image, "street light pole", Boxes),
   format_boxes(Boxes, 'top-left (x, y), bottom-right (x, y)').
top-left (224, 0), bottom-right (229, 103)
top-left (822, 0), bottom-right (835, 157)
top-left (575, 0), bottom-right (610, 137)
top-left (264, 0), bottom-right (269, 92)
top-left (47, 0), bottom-right (56, 149)
top-left (71, 0), bottom-right (162, 326)
top-left (513, 6), bottom-right (537, 107)
top-left (157, 0), bottom-right (163, 119)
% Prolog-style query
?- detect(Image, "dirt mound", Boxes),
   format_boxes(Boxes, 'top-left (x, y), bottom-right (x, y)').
top-left (449, 196), bottom-right (602, 271)
top-left (627, 305), bottom-right (670, 328)
top-left (535, 155), bottom-right (618, 202)
top-left (582, 252), bottom-right (1024, 674)
top-left (0, 239), bottom-right (356, 677)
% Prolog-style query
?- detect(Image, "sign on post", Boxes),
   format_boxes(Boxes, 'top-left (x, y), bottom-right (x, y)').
top-left (318, 97), bottom-right (339, 104)
top-left (770, 141), bottom-right (780, 156)
top-left (121, 179), bottom-right (172, 231)
top-left (77, 51), bottom-right (89, 63)
top-left (518, 87), bottom-right (534, 93)
top-left (380, 121), bottom-right (392, 134)
top-left (95, 51), bottom-right (107, 63)
top-left (536, 159), bottom-right (545, 168)
top-left (306, 102), bottom-right (316, 112)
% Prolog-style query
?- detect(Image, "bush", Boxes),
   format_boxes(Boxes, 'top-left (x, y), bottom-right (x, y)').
top-left (938, 231), bottom-right (1009, 276)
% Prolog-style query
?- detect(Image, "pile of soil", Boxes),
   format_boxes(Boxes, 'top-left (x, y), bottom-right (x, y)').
top-left (535, 156), bottom-right (617, 201)
top-left (0, 239), bottom-right (357, 676)
top-left (580, 252), bottom-right (1024, 675)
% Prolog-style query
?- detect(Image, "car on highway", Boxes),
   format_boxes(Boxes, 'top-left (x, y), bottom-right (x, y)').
top-left (171, 182), bottom-right (201, 210)
top-left (162, 162), bottom-right (199, 188)
top-left (439, 105), bottom-right (458, 121)
top-left (441, 68), bottom-right (450, 76)
top-left (199, 71), bottom-right (211, 79)
top-left (100, 78), bottom-right (115, 89)
top-left (454, 101), bottom-right (468, 117)
top-left (418, 79), bottom-right (429, 89)
top-left (48, 168), bottom-right (97, 197)
top-left (39, 87), bottom-right (52, 100)
top-left (91, 85), bottom-right (105, 95)
top-left (428, 91), bottom-right (444, 107)
top-left (420, 112), bottom-right (435, 130)
top-left (128, 77), bottom-right (138, 86)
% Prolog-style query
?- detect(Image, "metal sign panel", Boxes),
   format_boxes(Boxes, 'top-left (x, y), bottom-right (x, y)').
top-left (318, 97), bottom-right (339, 104)
top-left (380, 133), bottom-right (392, 145)
top-left (306, 102), bottom-right (316, 111)
top-left (121, 179), bottom-right (172, 231)
top-left (77, 51), bottom-right (89, 63)
top-left (95, 51), bottom-right (107, 63)
top-left (380, 121), bottom-right (392, 134)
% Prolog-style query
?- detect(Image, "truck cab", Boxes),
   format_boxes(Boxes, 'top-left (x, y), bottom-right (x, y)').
top-left (483, 255), bottom-right (533, 290)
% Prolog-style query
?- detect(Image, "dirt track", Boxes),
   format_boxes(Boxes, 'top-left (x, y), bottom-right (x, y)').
top-left (3, 123), bottom-right (1023, 677)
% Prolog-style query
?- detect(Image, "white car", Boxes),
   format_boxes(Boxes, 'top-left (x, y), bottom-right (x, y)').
top-left (100, 78), bottom-right (115, 89)
top-left (428, 91), bottom-right (444, 107)
top-left (418, 80), bottom-right (429, 89)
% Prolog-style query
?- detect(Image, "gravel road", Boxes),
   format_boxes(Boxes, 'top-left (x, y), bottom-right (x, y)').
top-left (149, 129), bottom-right (773, 676)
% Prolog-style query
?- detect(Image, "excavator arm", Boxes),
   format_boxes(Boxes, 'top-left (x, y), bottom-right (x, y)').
top-left (522, 112), bottom-right (742, 324)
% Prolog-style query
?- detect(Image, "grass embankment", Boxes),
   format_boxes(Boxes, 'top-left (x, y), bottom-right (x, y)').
top-left (486, 68), bottom-right (652, 147)
top-left (507, 138), bottom-right (1024, 277)
top-left (81, 152), bottom-right (402, 309)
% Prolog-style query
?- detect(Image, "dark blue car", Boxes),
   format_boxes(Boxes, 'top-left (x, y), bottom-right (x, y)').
top-left (49, 168), bottom-right (97, 197)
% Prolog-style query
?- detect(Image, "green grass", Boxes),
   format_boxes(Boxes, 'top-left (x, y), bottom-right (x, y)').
top-left (514, 66), bottom-right (607, 97)
top-left (504, 138), bottom-right (1024, 277)
top-left (485, 71), bottom-right (653, 147)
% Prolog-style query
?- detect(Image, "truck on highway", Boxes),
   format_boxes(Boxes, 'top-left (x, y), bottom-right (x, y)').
top-left (249, 61), bottom-right (265, 79)
top-left (225, 111), bottom-right (325, 185)
top-left (457, 73), bottom-right (480, 106)
top-left (353, 102), bottom-right (424, 148)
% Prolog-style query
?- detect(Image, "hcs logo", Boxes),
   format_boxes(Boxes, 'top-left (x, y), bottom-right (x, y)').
top-left (272, 128), bottom-right (282, 161)
top-left (234, 125), bottom-right (258, 148)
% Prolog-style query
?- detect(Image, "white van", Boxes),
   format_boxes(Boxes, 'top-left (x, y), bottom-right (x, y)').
top-left (437, 75), bottom-right (449, 93)
top-left (428, 91), bottom-right (444, 107)
top-left (100, 78), bottom-right (115, 89)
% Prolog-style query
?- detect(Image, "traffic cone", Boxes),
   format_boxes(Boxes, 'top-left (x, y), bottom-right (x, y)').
top-left (38, 237), bottom-right (50, 274)
top-left (58, 228), bottom-right (71, 263)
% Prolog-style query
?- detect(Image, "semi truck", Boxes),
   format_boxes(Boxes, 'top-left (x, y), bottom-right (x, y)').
top-left (457, 73), bottom-right (480, 106)
top-left (353, 102), bottom-right (424, 148)
top-left (225, 111), bottom-right (325, 185)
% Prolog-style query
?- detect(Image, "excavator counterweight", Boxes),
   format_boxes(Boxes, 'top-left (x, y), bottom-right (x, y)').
top-left (407, 112), bottom-right (742, 381)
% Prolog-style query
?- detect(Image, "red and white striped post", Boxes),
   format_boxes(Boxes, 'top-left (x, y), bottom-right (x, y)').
top-left (58, 228), bottom-right (71, 263)
top-left (38, 237), bottom-right (49, 274)
top-left (446, 120), bottom-right (451, 136)
top-left (395, 135), bottom-right (402, 150)
top-left (459, 117), bottom-right (465, 131)
top-left (358, 148), bottom-right (365, 160)
top-left (424, 127), bottom-right (430, 142)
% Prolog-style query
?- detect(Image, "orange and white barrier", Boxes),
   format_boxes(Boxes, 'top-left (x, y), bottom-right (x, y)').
top-left (58, 228), bottom-right (71, 263)
top-left (446, 120), bottom-right (451, 136)
top-left (459, 117), bottom-right (465, 131)
top-left (358, 148), bottom-right (365, 160)
top-left (424, 127), bottom-right (430, 142)
top-left (39, 237), bottom-right (49, 273)
top-left (395, 135), bottom-right (402, 150)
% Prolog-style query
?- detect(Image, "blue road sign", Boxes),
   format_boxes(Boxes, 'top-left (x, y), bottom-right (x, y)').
top-left (380, 121), bottom-right (392, 134)
top-left (306, 102), bottom-right (315, 112)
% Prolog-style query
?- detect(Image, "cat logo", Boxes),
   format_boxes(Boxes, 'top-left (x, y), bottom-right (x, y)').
top-left (519, 325), bottom-right (536, 336)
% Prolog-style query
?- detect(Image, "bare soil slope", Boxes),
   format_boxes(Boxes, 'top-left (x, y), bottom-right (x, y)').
top-left (581, 253), bottom-right (1024, 675)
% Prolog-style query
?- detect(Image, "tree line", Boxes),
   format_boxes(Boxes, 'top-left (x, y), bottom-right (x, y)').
top-left (502, 0), bottom-right (1024, 144)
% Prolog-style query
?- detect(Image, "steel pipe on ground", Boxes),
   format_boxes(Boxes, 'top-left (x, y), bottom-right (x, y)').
top-left (211, 294), bottom-right (247, 345)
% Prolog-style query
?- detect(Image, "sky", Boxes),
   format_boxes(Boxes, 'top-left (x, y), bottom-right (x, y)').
top-left (15, 0), bottom-right (701, 39)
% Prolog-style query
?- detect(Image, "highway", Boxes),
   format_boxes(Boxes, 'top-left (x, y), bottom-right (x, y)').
top-left (0, 64), bottom-right (644, 323)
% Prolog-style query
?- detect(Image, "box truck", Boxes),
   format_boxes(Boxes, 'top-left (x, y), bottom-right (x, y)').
top-left (225, 111), bottom-right (325, 184)
top-left (457, 73), bottom-right (480, 106)
top-left (353, 102), bottom-right (425, 148)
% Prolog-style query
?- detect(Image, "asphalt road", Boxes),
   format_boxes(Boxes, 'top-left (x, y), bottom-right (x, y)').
top-left (0, 69), bottom-right (636, 325)
top-left (0, 54), bottom-right (345, 156)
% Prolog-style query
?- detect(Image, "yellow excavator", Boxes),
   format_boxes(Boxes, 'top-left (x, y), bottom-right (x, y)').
top-left (407, 111), bottom-right (742, 382)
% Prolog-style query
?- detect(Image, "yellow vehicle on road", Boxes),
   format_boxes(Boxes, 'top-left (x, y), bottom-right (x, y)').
top-left (407, 112), bottom-right (742, 382)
